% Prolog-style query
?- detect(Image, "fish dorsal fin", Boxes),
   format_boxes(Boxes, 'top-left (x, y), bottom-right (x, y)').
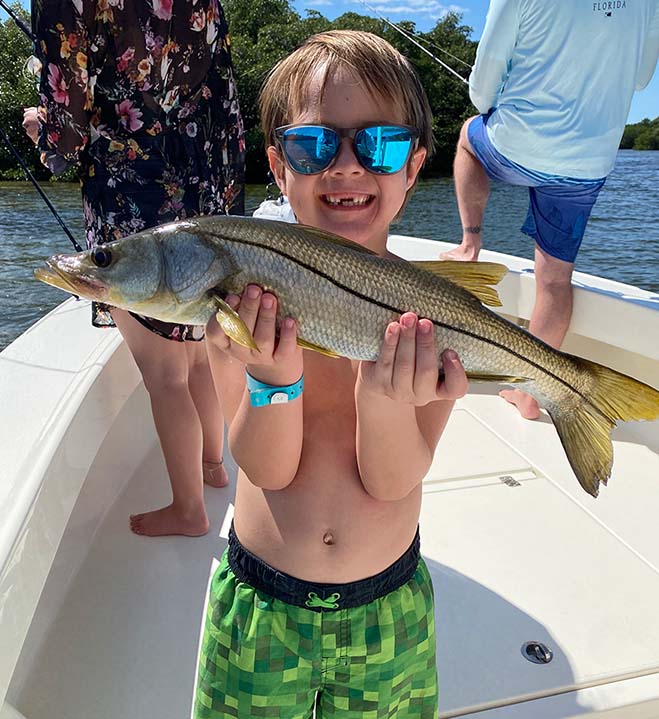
top-left (294, 223), bottom-right (378, 254)
top-left (410, 260), bottom-right (508, 307)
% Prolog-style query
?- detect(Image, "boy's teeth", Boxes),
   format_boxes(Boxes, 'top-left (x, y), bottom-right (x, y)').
top-left (323, 195), bottom-right (372, 206)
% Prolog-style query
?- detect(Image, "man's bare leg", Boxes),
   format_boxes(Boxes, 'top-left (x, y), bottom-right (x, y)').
top-left (111, 309), bottom-right (210, 537)
top-left (441, 116), bottom-right (489, 261)
top-left (500, 246), bottom-right (574, 419)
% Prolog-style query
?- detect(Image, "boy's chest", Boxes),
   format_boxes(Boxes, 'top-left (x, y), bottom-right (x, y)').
top-left (301, 353), bottom-right (358, 417)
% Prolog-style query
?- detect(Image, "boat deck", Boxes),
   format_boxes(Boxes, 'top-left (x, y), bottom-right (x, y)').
top-left (6, 383), bottom-right (659, 719)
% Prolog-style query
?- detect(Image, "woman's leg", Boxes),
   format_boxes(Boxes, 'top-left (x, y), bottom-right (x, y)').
top-left (111, 308), bottom-right (210, 537)
top-left (186, 339), bottom-right (229, 488)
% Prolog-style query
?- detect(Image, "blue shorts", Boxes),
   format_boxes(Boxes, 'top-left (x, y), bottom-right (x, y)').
top-left (467, 114), bottom-right (606, 263)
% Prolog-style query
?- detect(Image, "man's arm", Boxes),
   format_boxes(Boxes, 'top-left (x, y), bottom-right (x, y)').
top-left (636, 3), bottom-right (659, 90)
top-left (469, 0), bottom-right (522, 113)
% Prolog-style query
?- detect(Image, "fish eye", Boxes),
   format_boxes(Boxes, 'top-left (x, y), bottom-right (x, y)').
top-left (91, 247), bottom-right (113, 268)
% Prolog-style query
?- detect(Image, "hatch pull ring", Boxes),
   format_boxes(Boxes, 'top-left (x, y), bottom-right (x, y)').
top-left (522, 641), bottom-right (553, 664)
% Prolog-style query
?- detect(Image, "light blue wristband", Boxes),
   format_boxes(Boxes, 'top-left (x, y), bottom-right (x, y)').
top-left (245, 371), bottom-right (304, 407)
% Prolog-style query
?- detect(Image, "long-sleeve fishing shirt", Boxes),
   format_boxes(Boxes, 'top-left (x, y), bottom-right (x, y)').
top-left (469, 0), bottom-right (659, 178)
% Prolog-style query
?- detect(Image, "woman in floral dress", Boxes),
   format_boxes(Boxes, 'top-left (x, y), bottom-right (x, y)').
top-left (28, 0), bottom-right (245, 536)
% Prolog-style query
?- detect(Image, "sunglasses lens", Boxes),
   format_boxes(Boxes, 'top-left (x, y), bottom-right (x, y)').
top-left (281, 126), bottom-right (339, 174)
top-left (355, 126), bottom-right (413, 174)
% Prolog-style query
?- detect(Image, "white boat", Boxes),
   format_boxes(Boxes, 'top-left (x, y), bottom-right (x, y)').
top-left (1, 235), bottom-right (658, 719)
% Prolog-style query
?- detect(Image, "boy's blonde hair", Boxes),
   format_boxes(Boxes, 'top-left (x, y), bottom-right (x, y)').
top-left (260, 30), bottom-right (435, 160)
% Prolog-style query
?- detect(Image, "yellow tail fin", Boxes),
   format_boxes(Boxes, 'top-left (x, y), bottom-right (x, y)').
top-left (549, 361), bottom-right (659, 497)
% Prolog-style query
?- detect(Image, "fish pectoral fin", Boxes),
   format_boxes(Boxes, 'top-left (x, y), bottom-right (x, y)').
top-left (465, 372), bottom-right (528, 384)
top-left (411, 260), bottom-right (508, 307)
top-left (296, 338), bottom-right (341, 358)
top-left (214, 297), bottom-right (260, 351)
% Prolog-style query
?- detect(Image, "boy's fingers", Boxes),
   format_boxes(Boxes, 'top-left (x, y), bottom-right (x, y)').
top-left (252, 293), bottom-right (278, 351)
top-left (375, 322), bottom-right (399, 385)
top-left (437, 350), bottom-right (468, 400)
top-left (237, 284), bottom-right (262, 333)
top-left (391, 313), bottom-right (417, 394)
top-left (275, 317), bottom-right (299, 357)
top-left (413, 319), bottom-right (439, 397)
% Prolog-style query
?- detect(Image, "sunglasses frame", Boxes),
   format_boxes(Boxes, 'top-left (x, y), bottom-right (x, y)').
top-left (273, 123), bottom-right (420, 176)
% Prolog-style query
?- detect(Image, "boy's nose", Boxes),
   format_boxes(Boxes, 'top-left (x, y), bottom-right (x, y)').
top-left (329, 138), bottom-right (364, 175)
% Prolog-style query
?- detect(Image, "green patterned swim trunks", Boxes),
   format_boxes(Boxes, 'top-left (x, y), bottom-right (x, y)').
top-left (193, 528), bottom-right (437, 718)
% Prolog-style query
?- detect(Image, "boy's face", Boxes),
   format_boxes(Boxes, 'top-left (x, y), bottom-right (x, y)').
top-left (267, 69), bottom-right (426, 253)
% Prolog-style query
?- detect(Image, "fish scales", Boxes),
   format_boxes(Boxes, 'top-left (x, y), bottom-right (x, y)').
top-left (202, 218), bottom-right (587, 411)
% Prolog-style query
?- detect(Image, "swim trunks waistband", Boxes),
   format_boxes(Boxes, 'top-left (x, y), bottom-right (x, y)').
top-left (227, 525), bottom-right (421, 612)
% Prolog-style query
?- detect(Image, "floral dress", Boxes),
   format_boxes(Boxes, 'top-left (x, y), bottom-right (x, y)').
top-left (34, 0), bottom-right (245, 340)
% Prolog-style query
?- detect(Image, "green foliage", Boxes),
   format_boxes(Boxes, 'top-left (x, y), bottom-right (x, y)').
top-left (0, 4), bottom-right (47, 180)
top-left (620, 117), bottom-right (659, 151)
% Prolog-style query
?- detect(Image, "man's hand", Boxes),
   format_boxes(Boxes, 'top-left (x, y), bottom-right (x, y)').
top-left (358, 312), bottom-right (468, 405)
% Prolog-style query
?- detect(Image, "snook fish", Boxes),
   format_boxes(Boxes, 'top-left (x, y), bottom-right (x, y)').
top-left (35, 215), bottom-right (659, 497)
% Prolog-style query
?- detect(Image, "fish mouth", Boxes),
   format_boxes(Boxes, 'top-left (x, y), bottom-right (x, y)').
top-left (34, 259), bottom-right (105, 299)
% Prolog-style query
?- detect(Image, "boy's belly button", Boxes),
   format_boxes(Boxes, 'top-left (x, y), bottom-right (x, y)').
top-left (322, 530), bottom-right (336, 545)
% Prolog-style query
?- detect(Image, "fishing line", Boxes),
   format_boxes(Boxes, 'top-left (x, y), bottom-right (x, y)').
top-left (354, 0), bottom-right (470, 85)
top-left (404, 29), bottom-right (472, 70)
top-left (0, 1), bottom-right (83, 252)
top-left (0, 126), bottom-right (83, 251)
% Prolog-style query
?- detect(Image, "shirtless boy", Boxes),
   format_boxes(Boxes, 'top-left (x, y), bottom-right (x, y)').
top-left (194, 30), bottom-right (468, 718)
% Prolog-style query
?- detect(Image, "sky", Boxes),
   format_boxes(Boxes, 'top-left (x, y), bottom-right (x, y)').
top-left (4, 0), bottom-right (657, 122)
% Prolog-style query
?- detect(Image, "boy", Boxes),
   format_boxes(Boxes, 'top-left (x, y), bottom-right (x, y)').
top-left (195, 30), bottom-right (467, 718)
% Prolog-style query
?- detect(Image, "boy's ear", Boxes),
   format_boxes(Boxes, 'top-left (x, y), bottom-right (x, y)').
top-left (406, 147), bottom-right (427, 190)
top-left (267, 146), bottom-right (288, 195)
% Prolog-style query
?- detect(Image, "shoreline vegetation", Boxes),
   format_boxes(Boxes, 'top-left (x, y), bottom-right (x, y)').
top-left (0, 0), bottom-right (656, 184)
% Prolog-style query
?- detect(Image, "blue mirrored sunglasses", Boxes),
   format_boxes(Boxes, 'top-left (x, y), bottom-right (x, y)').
top-left (274, 124), bottom-right (420, 175)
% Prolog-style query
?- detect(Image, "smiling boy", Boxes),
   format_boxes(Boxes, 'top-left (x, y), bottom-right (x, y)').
top-left (194, 31), bottom-right (467, 718)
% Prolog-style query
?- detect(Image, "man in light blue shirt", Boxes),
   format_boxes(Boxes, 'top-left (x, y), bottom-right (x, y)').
top-left (444, 0), bottom-right (659, 419)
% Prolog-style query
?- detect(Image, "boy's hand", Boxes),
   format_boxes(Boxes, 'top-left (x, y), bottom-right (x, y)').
top-left (358, 312), bottom-right (468, 405)
top-left (205, 284), bottom-right (303, 386)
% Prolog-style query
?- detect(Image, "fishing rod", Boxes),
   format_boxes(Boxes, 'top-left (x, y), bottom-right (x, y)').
top-left (0, 0), bottom-right (35, 43)
top-left (355, 0), bottom-right (470, 85)
top-left (0, 0), bottom-right (82, 251)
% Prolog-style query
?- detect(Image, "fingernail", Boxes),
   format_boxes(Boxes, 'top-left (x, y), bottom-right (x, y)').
top-left (262, 295), bottom-right (274, 310)
top-left (387, 323), bottom-right (400, 338)
top-left (445, 349), bottom-right (459, 363)
top-left (418, 320), bottom-right (431, 334)
top-left (226, 294), bottom-right (239, 308)
top-left (284, 318), bottom-right (295, 329)
top-left (247, 285), bottom-right (260, 299)
top-left (401, 314), bottom-right (416, 329)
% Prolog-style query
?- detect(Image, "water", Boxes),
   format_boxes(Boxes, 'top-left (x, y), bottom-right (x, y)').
top-left (1, 150), bottom-right (658, 351)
